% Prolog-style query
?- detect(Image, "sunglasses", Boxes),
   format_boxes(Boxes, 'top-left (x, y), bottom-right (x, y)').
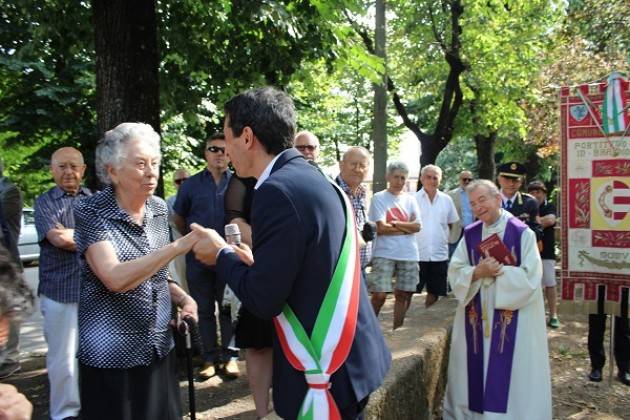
top-left (174, 178), bottom-right (188, 185)
top-left (207, 146), bottom-right (225, 154)
top-left (461, 177), bottom-right (473, 182)
top-left (295, 145), bottom-right (317, 152)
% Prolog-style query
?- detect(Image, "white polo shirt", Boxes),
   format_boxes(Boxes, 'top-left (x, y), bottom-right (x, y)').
top-left (415, 188), bottom-right (459, 261)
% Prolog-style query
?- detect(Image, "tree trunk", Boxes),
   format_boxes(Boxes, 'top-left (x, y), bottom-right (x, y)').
top-left (92, 0), bottom-right (161, 194)
top-left (523, 146), bottom-right (541, 184)
top-left (372, 0), bottom-right (387, 193)
top-left (474, 132), bottom-right (497, 180)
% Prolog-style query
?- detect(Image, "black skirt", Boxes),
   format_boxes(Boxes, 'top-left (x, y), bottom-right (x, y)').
top-left (234, 307), bottom-right (274, 349)
top-left (79, 349), bottom-right (181, 420)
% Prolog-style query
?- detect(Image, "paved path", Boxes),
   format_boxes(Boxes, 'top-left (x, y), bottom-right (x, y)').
top-left (20, 265), bottom-right (47, 357)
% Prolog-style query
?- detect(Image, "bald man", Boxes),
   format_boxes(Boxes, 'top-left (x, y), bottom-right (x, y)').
top-left (448, 170), bottom-right (474, 256)
top-left (336, 147), bottom-right (373, 273)
top-left (34, 147), bottom-right (91, 420)
top-left (293, 130), bottom-right (320, 162)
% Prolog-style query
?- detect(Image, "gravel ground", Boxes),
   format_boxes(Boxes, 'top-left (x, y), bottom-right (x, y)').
top-left (4, 301), bottom-right (629, 419)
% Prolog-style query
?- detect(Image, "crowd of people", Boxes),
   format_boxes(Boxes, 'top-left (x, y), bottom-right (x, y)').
top-left (0, 85), bottom-right (628, 420)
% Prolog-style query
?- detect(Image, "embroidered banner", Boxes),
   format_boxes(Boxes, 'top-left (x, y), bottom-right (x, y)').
top-left (560, 75), bottom-right (630, 317)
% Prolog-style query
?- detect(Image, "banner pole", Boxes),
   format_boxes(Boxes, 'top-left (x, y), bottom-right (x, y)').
top-left (608, 315), bottom-right (615, 386)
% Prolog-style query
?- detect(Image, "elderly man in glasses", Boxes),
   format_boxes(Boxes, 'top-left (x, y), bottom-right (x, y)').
top-left (293, 130), bottom-right (320, 162)
top-left (448, 170), bottom-right (475, 257)
top-left (173, 133), bottom-right (240, 379)
top-left (166, 168), bottom-right (189, 291)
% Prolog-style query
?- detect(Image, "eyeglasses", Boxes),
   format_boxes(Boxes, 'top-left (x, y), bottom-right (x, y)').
top-left (174, 178), bottom-right (188, 185)
top-left (461, 177), bottom-right (473, 182)
top-left (295, 145), bottom-right (317, 152)
top-left (207, 146), bottom-right (225, 154)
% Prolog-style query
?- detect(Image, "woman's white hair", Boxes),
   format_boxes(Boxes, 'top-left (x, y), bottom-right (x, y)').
top-left (465, 179), bottom-right (500, 197)
top-left (95, 122), bottom-right (161, 184)
top-left (386, 160), bottom-right (409, 176)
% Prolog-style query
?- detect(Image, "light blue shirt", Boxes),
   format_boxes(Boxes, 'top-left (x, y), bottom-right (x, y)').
top-left (460, 188), bottom-right (474, 227)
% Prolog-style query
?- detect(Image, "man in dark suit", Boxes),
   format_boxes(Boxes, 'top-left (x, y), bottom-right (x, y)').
top-left (192, 87), bottom-right (391, 419)
top-left (496, 161), bottom-right (543, 242)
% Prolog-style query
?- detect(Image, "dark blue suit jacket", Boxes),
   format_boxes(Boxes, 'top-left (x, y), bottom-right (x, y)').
top-left (217, 149), bottom-right (391, 419)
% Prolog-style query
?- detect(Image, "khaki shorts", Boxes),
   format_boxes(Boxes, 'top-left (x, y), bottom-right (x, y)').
top-left (542, 259), bottom-right (557, 287)
top-left (368, 257), bottom-right (419, 292)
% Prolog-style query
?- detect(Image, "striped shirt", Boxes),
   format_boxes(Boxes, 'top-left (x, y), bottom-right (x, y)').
top-left (336, 176), bottom-right (372, 268)
top-left (34, 186), bottom-right (91, 303)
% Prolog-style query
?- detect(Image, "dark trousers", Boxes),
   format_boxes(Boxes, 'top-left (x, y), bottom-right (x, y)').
top-left (187, 263), bottom-right (236, 363)
top-left (79, 350), bottom-right (181, 420)
top-left (588, 314), bottom-right (630, 373)
top-left (339, 396), bottom-right (369, 420)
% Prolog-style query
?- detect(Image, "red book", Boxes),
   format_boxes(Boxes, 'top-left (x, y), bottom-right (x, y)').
top-left (475, 233), bottom-right (516, 265)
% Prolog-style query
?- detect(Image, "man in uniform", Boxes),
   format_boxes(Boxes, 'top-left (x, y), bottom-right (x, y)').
top-left (496, 161), bottom-right (542, 242)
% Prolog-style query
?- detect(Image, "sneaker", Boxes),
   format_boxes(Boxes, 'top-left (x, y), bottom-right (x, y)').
top-left (223, 359), bottom-right (240, 379)
top-left (589, 368), bottom-right (603, 382)
top-left (198, 362), bottom-right (216, 380)
top-left (548, 317), bottom-right (560, 329)
top-left (0, 362), bottom-right (21, 379)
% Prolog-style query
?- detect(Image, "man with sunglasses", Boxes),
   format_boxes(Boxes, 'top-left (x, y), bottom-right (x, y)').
top-left (448, 170), bottom-right (474, 257)
top-left (173, 133), bottom-right (239, 380)
top-left (293, 130), bottom-right (320, 162)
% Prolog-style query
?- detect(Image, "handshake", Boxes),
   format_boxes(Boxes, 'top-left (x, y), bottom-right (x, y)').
top-left (175, 223), bottom-right (254, 267)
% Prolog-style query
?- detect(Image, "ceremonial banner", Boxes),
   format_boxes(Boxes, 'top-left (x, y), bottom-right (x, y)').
top-left (560, 72), bottom-right (630, 316)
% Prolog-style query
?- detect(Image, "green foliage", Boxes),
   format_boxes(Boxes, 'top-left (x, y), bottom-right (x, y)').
top-left (566, 0), bottom-right (630, 60)
top-left (1, 0), bottom-right (339, 200)
top-left (0, 1), bottom-right (95, 203)
top-left (288, 58), bottom-right (402, 169)
top-left (436, 135), bottom-right (477, 191)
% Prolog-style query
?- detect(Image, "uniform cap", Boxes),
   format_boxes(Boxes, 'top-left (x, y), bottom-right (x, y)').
top-left (497, 161), bottom-right (526, 179)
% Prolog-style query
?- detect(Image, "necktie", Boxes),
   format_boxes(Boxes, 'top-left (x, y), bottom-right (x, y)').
top-left (505, 200), bottom-right (512, 210)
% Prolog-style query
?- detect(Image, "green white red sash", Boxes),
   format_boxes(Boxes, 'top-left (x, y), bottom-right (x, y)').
top-left (602, 71), bottom-right (629, 134)
top-left (273, 181), bottom-right (362, 420)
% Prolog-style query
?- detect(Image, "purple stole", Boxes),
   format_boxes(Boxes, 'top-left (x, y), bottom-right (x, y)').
top-left (463, 216), bottom-right (527, 414)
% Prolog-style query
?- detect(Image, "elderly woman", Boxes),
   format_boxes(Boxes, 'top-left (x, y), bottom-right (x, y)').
top-left (74, 123), bottom-right (198, 420)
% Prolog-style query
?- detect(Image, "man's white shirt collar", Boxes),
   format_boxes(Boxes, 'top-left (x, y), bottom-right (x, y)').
top-left (254, 150), bottom-right (288, 190)
top-left (501, 190), bottom-right (517, 204)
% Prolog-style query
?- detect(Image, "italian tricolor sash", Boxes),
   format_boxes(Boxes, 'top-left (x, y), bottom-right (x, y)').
top-left (273, 180), bottom-right (362, 420)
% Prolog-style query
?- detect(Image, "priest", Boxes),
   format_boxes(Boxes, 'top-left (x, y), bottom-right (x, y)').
top-left (443, 179), bottom-right (551, 419)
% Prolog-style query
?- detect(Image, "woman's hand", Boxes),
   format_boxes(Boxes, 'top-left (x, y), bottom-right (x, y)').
top-left (0, 384), bottom-right (32, 420)
top-left (173, 229), bottom-right (201, 255)
top-left (472, 257), bottom-right (503, 281)
top-left (231, 243), bottom-right (254, 266)
top-left (178, 295), bottom-right (198, 323)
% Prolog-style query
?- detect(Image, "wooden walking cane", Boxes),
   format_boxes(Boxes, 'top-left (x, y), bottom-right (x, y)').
top-left (179, 316), bottom-right (201, 420)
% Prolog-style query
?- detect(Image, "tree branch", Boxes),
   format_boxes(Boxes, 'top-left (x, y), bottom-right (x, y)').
top-left (344, 10), bottom-right (427, 139)
top-left (433, 0), bottom-right (466, 146)
top-left (428, 4), bottom-right (447, 52)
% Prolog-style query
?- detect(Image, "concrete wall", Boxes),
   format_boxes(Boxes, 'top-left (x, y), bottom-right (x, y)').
top-left (364, 297), bottom-right (457, 420)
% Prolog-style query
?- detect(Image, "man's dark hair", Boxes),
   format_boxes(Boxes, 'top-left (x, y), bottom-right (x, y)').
top-left (224, 86), bottom-right (296, 155)
top-left (208, 132), bottom-right (225, 142)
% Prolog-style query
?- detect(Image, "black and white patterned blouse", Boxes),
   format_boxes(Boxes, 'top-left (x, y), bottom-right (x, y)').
top-left (74, 186), bottom-right (173, 369)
